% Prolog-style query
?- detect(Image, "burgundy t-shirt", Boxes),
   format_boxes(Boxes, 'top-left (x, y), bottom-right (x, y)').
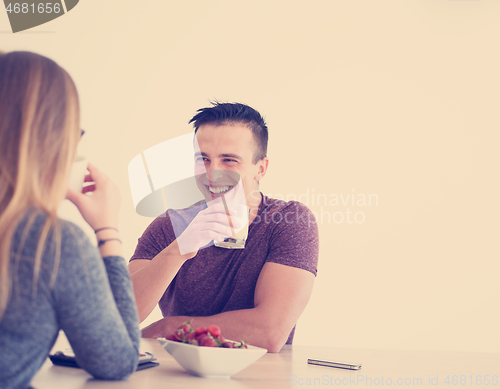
top-left (130, 194), bottom-right (319, 344)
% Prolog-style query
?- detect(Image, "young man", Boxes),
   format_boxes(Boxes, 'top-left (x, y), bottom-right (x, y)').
top-left (129, 102), bottom-right (318, 353)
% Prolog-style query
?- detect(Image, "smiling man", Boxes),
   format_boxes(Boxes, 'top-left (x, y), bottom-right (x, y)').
top-left (128, 102), bottom-right (318, 353)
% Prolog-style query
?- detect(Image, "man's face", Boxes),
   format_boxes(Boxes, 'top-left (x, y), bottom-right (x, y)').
top-left (194, 123), bottom-right (267, 205)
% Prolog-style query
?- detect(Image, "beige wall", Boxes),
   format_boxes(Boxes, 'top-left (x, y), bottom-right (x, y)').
top-left (2, 0), bottom-right (499, 353)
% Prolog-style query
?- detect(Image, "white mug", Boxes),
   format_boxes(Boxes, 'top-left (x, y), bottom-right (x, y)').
top-left (68, 155), bottom-right (88, 193)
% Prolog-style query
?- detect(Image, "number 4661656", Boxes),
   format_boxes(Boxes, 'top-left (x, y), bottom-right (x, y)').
top-left (5, 3), bottom-right (62, 14)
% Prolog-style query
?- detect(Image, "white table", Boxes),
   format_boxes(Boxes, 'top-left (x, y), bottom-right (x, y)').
top-left (32, 333), bottom-right (500, 388)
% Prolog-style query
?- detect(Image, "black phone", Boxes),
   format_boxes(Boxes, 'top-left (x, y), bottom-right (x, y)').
top-left (49, 349), bottom-right (159, 371)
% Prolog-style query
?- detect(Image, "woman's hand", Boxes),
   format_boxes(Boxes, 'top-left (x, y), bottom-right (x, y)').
top-left (66, 163), bottom-right (121, 231)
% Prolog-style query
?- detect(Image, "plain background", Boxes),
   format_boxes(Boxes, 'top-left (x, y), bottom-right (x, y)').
top-left (1, 0), bottom-right (499, 354)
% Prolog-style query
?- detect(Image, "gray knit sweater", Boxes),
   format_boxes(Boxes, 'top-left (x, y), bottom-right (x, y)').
top-left (0, 209), bottom-right (140, 389)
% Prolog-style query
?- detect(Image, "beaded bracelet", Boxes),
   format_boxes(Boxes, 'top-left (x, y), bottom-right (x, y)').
top-left (98, 238), bottom-right (122, 247)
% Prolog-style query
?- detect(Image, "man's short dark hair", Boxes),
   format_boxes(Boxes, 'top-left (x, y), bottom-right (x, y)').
top-left (189, 102), bottom-right (268, 164)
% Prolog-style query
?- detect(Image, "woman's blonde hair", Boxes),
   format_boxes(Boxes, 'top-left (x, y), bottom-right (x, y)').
top-left (0, 51), bottom-right (80, 320)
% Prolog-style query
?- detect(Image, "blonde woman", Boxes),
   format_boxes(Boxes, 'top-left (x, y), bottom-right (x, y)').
top-left (0, 51), bottom-right (140, 388)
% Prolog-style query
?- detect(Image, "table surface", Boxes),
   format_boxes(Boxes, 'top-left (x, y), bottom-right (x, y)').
top-left (32, 333), bottom-right (500, 388)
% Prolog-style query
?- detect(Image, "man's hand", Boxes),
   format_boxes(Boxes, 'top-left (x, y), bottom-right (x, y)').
top-left (129, 198), bottom-right (246, 322)
top-left (176, 199), bottom-right (245, 255)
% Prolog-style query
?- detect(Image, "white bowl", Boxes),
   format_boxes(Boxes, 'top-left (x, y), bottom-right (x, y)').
top-left (158, 338), bottom-right (267, 378)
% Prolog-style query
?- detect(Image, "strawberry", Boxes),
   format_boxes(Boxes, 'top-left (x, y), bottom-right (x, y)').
top-left (222, 341), bottom-right (235, 348)
top-left (185, 332), bottom-right (199, 345)
top-left (201, 337), bottom-right (216, 347)
top-left (174, 320), bottom-right (193, 340)
top-left (166, 334), bottom-right (178, 342)
top-left (214, 334), bottom-right (225, 347)
top-left (207, 324), bottom-right (221, 338)
top-left (196, 333), bottom-right (210, 344)
top-left (185, 332), bottom-right (197, 341)
top-left (194, 326), bottom-right (208, 336)
top-left (173, 329), bottom-right (185, 341)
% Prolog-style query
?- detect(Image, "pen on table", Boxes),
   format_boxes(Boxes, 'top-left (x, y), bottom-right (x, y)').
top-left (307, 359), bottom-right (362, 370)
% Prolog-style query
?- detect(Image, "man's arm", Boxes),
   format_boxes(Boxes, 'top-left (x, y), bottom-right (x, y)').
top-left (129, 201), bottom-right (237, 321)
top-left (141, 262), bottom-right (315, 353)
top-left (128, 240), bottom-right (190, 322)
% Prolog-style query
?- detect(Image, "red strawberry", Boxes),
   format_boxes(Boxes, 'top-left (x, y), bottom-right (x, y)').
top-left (201, 337), bottom-right (216, 347)
top-left (176, 324), bottom-right (191, 335)
top-left (173, 330), bottom-right (185, 341)
top-left (185, 332), bottom-right (199, 345)
top-left (166, 334), bottom-right (178, 342)
top-left (207, 324), bottom-right (221, 337)
top-left (194, 326), bottom-right (208, 336)
top-left (196, 333), bottom-right (210, 344)
top-left (185, 333), bottom-right (196, 341)
top-left (174, 320), bottom-right (193, 340)
top-left (222, 341), bottom-right (235, 348)
top-left (214, 334), bottom-right (225, 347)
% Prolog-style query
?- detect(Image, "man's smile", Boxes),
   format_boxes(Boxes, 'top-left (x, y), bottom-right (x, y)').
top-left (208, 185), bottom-right (233, 194)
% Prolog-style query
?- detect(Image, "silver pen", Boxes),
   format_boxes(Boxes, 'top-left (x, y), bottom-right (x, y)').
top-left (308, 358), bottom-right (362, 370)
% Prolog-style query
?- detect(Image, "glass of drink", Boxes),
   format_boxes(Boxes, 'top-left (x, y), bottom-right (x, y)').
top-left (68, 155), bottom-right (88, 193)
top-left (195, 170), bottom-right (249, 249)
top-left (214, 197), bottom-right (249, 249)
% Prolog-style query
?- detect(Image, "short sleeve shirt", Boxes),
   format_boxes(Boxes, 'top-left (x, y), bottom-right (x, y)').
top-left (130, 194), bottom-right (319, 343)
